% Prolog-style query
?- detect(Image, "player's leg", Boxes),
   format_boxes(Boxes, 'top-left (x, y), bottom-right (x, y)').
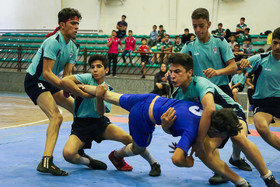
top-left (232, 88), bottom-right (239, 102)
top-left (52, 90), bottom-right (74, 113)
top-left (254, 112), bottom-right (280, 150)
top-left (231, 119), bottom-right (280, 186)
top-left (102, 123), bottom-right (132, 145)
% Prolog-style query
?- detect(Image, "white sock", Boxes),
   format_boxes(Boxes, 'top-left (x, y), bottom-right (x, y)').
top-left (235, 178), bottom-right (249, 186)
top-left (262, 170), bottom-right (272, 180)
top-left (231, 155), bottom-right (240, 161)
top-left (140, 149), bottom-right (158, 165)
top-left (79, 156), bottom-right (90, 165)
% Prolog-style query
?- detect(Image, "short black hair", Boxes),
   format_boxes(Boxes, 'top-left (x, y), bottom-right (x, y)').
top-left (141, 37), bottom-right (147, 41)
top-left (88, 54), bottom-right (108, 69)
top-left (192, 8), bottom-right (209, 22)
top-left (128, 30), bottom-right (133, 33)
top-left (112, 30), bottom-right (117, 34)
top-left (159, 25), bottom-right (163, 28)
top-left (240, 17), bottom-right (245, 21)
top-left (234, 44), bottom-right (240, 48)
top-left (245, 28), bottom-right (250, 32)
top-left (272, 27), bottom-right (280, 40)
top-left (211, 108), bottom-right (243, 137)
top-left (168, 53), bottom-right (193, 72)
top-left (175, 35), bottom-right (180, 39)
top-left (58, 8), bottom-right (82, 24)
top-left (257, 48), bottom-right (265, 53)
top-left (122, 15), bottom-right (126, 18)
top-left (245, 38), bottom-right (252, 42)
top-left (218, 23), bottom-right (223, 26)
top-left (184, 28), bottom-right (189, 32)
top-left (153, 25), bottom-right (157, 28)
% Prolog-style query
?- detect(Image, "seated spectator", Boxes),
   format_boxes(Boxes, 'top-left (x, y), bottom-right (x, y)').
top-left (214, 23), bottom-right (226, 37)
top-left (116, 15), bottom-right (128, 39)
top-left (181, 28), bottom-right (191, 44)
top-left (151, 63), bottom-right (170, 96)
top-left (161, 34), bottom-right (173, 62)
top-left (237, 28), bottom-right (250, 44)
top-left (158, 25), bottom-right (166, 39)
top-left (233, 44), bottom-right (244, 62)
top-left (228, 35), bottom-right (238, 50)
top-left (236, 17), bottom-right (247, 34)
top-left (246, 70), bottom-right (255, 111)
top-left (150, 37), bottom-right (164, 63)
top-left (257, 48), bottom-right (265, 53)
top-left (242, 38), bottom-right (252, 55)
top-left (138, 38), bottom-right (151, 79)
top-left (190, 34), bottom-right (196, 41)
top-left (172, 35), bottom-right (184, 53)
top-left (230, 66), bottom-right (246, 102)
top-left (148, 25), bottom-right (158, 47)
top-left (121, 30), bottom-right (136, 66)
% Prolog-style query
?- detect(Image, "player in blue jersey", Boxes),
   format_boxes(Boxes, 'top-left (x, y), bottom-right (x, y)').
top-left (23, 8), bottom-right (81, 176)
top-left (180, 8), bottom-right (250, 183)
top-left (61, 54), bottom-right (133, 172)
top-left (78, 84), bottom-right (253, 185)
top-left (167, 53), bottom-right (279, 187)
top-left (240, 27), bottom-right (280, 152)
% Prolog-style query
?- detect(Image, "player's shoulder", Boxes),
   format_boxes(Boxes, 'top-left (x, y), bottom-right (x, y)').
top-left (212, 35), bottom-right (225, 42)
top-left (105, 83), bottom-right (114, 91)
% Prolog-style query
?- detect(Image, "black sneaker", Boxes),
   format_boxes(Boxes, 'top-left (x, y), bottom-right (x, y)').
top-left (208, 173), bottom-right (228, 185)
top-left (37, 156), bottom-right (68, 176)
top-left (236, 182), bottom-right (251, 187)
top-left (229, 157), bottom-right (252, 171)
top-left (263, 175), bottom-right (280, 187)
top-left (78, 149), bottom-right (107, 170)
top-left (149, 162), bottom-right (161, 177)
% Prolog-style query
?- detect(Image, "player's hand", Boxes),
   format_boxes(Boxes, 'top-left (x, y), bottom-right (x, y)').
top-left (156, 83), bottom-right (163, 89)
top-left (203, 68), bottom-right (219, 79)
top-left (96, 84), bottom-right (107, 99)
top-left (63, 90), bottom-right (71, 98)
top-left (77, 83), bottom-right (85, 90)
top-left (168, 142), bottom-right (177, 153)
top-left (191, 139), bottom-right (205, 157)
top-left (240, 58), bottom-right (252, 69)
top-left (161, 107), bottom-right (177, 130)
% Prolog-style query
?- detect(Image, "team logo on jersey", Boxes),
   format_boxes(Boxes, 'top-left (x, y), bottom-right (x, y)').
top-left (213, 48), bottom-right (217, 54)
top-left (69, 53), bottom-right (73, 58)
top-left (189, 105), bottom-right (203, 116)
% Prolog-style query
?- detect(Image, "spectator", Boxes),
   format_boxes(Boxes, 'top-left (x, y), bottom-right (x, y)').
top-left (172, 35), bottom-right (184, 53)
top-left (214, 23), bottom-right (226, 37)
top-left (233, 44), bottom-right (244, 62)
top-left (236, 17), bottom-right (248, 33)
top-left (107, 30), bottom-right (123, 77)
top-left (237, 28), bottom-right (250, 44)
top-left (138, 38), bottom-right (151, 78)
top-left (161, 34), bottom-right (173, 62)
top-left (190, 34), bottom-right (196, 41)
top-left (242, 38), bottom-right (252, 55)
top-left (230, 66), bottom-right (246, 102)
top-left (148, 25), bottom-right (158, 47)
top-left (151, 63), bottom-right (170, 96)
top-left (181, 28), bottom-right (191, 44)
top-left (150, 37), bottom-right (165, 63)
top-left (228, 35), bottom-right (238, 50)
top-left (116, 15), bottom-right (127, 39)
top-left (158, 25), bottom-right (166, 39)
top-left (122, 30), bottom-right (136, 66)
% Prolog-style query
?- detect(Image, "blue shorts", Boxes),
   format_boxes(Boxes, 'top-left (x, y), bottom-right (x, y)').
top-left (24, 73), bottom-right (61, 105)
top-left (119, 94), bottom-right (157, 147)
top-left (253, 97), bottom-right (280, 118)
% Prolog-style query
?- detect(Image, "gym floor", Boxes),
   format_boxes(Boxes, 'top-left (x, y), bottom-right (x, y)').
top-left (0, 92), bottom-right (279, 187)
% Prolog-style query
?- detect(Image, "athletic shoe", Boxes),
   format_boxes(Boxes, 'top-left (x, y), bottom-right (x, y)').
top-left (108, 151), bottom-right (133, 171)
top-left (249, 105), bottom-right (254, 111)
top-left (149, 162), bottom-right (161, 177)
top-left (229, 157), bottom-right (252, 171)
top-left (37, 156), bottom-right (68, 176)
top-left (236, 182), bottom-right (251, 187)
top-left (263, 175), bottom-right (280, 187)
top-left (208, 173), bottom-right (228, 185)
top-left (78, 149), bottom-right (107, 170)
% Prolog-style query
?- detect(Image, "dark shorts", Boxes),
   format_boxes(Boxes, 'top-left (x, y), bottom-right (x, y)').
top-left (235, 86), bottom-right (244, 92)
top-left (253, 97), bottom-right (280, 118)
top-left (219, 84), bottom-right (233, 98)
top-left (71, 116), bottom-right (111, 149)
top-left (24, 73), bottom-right (61, 105)
top-left (141, 56), bottom-right (149, 64)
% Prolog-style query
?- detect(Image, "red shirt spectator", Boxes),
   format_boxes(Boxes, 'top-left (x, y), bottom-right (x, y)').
top-left (138, 45), bottom-right (149, 56)
top-left (108, 37), bottom-right (121, 54)
top-left (124, 36), bottom-right (136, 51)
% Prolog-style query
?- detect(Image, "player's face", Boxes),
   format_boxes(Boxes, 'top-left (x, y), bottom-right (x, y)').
top-left (192, 18), bottom-right (210, 42)
top-left (169, 64), bottom-right (192, 88)
top-left (207, 126), bottom-right (228, 139)
top-left (91, 60), bottom-right (108, 82)
top-left (61, 20), bottom-right (79, 39)
top-left (272, 38), bottom-right (280, 57)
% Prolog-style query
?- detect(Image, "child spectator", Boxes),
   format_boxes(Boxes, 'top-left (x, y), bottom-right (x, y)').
top-left (236, 17), bottom-right (248, 34)
top-left (172, 35), bottom-right (184, 53)
top-left (214, 23), bottom-right (226, 37)
top-left (233, 44), bottom-right (244, 62)
top-left (148, 25), bottom-right (158, 47)
top-left (237, 28), bottom-right (250, 44)
top-left (107, 30), bottom-right (123, 77)
top-left (230, 66), bottom-right (246, 102)
top-left (138, 38), bottom-right (151, 78)
top-left (158, 25), bottom-right (166, 39)
top-left (228, 35), bottom-right (238, 50)
top-left (242, 38), bottom-right (252, 55)
top-left (190, 34), bottom-right (196, 41)
top-left (161, 34), bottom-right (173, 62)
top-left (121, 30), bottom-right (136, 66)
top-left (181, 28), bottom-right (191, 44)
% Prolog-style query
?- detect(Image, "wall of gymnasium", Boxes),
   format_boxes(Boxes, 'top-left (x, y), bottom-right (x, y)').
top-left (0, 0), bottom-right (279, 34)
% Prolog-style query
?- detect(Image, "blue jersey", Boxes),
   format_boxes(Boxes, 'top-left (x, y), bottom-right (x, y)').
top-left (181, 34), bottom-right (235, 86)
top-left (246, 52), bottom-right (280, 99)
top-left (26, 31), bottom-right (78, 81)
top-left (231, 73), bottom-right (246, 86)
top-left (74, 73), bottom-right (113, 118)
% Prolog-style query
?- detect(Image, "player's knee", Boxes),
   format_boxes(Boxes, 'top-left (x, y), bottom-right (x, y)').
top-left (256, 124), bottom-right (270, 137)
top-left (63, 147), bottom-right (75, 162)
top-left (171, 154), bottom-right (186, 167)
top-left (122, 135), bottom-right (133, 145)
top-left (50, 112), bottom-right (63, 124)
top-left (231, 134), bottom-right (248, 148)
